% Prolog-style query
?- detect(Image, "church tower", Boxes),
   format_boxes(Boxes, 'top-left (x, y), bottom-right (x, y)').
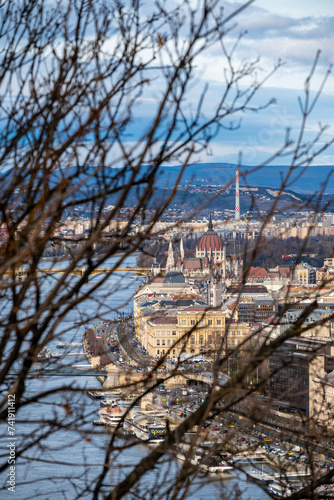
top-left (166, 240), bottom-right (175, 273)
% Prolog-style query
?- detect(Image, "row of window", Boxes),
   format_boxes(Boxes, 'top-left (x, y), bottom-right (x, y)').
top-left (179, 319), bottom-right (222, 326)
top-left (155, 331), bottom-right (177, 336)
top-left (156, 339), bottom-right (173, 346)
top-left (227, 339), bottom-right (242, 346)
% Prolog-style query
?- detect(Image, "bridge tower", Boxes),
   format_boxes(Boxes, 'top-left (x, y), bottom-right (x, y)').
top-left (104, 366), bottom-right (120, 389)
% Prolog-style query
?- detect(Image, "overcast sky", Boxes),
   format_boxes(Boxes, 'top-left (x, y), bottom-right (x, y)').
top-left (142, 0), bottom-right (333, 167)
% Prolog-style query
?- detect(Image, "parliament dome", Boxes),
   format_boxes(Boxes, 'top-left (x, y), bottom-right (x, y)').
top-left (197, 214), bottom-right (223, 253)
top-left (197, 232), bottom-right (223, 252)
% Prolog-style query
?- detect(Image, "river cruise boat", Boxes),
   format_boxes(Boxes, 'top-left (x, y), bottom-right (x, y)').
top-left (87, 390), bottom-right (106, 400)
top-left (100, 398), bottom-right (118, 407)
top-left (116, 396), bottom-right (138, 408)
top-left (107, 390), bottom-right (123, 397)
top-left (267, 481), bottom-right (293, 497)
top-left (123, 414), bottom-right (167, 443)
top-left (93, 419), bottom-right (106, 426)
top-left (99, 405), bottom-right (127, 426)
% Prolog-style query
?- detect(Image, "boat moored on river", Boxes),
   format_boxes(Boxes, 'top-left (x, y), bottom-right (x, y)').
top-left (87, 390), bottom-right (106, 400)
top-left (37, 347), bottom-right (51, 360)
top-left (99, 405), bottom-right (127, 426)
top-left (123, 413), bottom-right (168, 443)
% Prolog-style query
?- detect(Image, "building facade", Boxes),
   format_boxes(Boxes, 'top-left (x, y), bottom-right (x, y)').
top-left (140, 305), bottom-right (250, 359)
top-left (269, 337), bottom-right (330, 418)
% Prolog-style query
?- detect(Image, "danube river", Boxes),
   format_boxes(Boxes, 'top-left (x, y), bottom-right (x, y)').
top-left (1, 255), bottom-right (271, 499)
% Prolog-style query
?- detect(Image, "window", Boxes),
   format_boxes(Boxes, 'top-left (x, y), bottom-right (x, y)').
top-left (172, 331), bottom-right (176, 336)
top-left (208, 319), bottom-right (212, 325)
top-left (191, 336), bottom-right (195, 344)
top-left (217, 319), bottom-right (221, 325)
top-left (156, 331), bottom-right (160, 336)
top-left (157, 349), bottom-right (160, 354)
top-left (167, 339), bottom-right (170, 346)
top-left (167, 331), bottom-right (171, 336)
top-left (199, 335), bottom-right (204, 345)
top-left (173, 349), bottom-right (176, 354)
top-left (208, 334), bottom-right (213, 345)
top-left (161, 331), bottom-right (165, 335)
top-left (182, 320), bottom-right (186, 326)
top-left (162, 339), bottom-right (165, 346)
top-left (157, 339), bottom-right (160, 346)
top-left (190, 320), bottom-right (195, 325)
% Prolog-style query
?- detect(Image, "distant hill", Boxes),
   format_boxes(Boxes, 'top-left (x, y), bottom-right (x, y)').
top-left (158, 163), bottom-right (334, 194)
top-left (2, 162), bottom-right (333, 193)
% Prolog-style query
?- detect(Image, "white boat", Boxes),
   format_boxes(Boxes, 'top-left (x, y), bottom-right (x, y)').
top-left (99, 406), bottom-right (127, 426)
top-left (87, 390), bottom-right (106, 400)
top-left (107, 390), bottom-right (123, 397)
top-left (100, 398), bottom-right (118, 407)
top-left (117, 396), bottom-right (138, 408)
top-left (123, 414), bottom-right (168, 442)
top-left (93, 419), bottom-right (106, 426)
top-left (267, 481), bottom-right (293, 496)
top-left (248, 465), bottom-right (272, 482)
top-left (37, 347), bottom-right (51, 360)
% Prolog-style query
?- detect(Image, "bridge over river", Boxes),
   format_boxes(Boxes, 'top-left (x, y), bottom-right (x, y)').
top-left (8, 365), bottom-right (108, 378)
top-left (5, 267), bottom-right (166, 278)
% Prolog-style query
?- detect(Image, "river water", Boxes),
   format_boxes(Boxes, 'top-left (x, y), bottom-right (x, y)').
top-left (0, 255), bottom-right (270, 499)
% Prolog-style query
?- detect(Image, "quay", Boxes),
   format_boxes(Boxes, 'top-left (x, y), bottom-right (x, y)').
top-left (52, 352), bottom-right (85, 357)
top-left (57, 342), bottom-right (82, 348)
top-left (248, 468), bottom-right (311, 482)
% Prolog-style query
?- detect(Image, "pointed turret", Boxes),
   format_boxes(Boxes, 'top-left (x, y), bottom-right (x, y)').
top-left (166, 239), bottom-right (175, 273)
top-left (208, 213), bottom-right (213, 231)
top-left (180, 238), bottom-right (185, 262)
top-left (223, 245), bottom-right (226, 279)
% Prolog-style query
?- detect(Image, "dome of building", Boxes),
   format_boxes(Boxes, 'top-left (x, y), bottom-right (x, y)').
top-left (197, 215), bottom-right (223, 253)
top-left (197, 232), bottom-right (223, 252)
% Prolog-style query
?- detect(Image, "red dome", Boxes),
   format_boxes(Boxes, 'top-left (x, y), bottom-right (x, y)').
top-left (197, 232), bottom-right (223, 252)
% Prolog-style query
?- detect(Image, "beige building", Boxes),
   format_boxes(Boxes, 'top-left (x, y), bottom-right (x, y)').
top-left (145, 315), bottom-right (179, 359)
top-left (177, 307), bottom-right (226, 353)
top-left (316, 267), bottom-right (334, 286)
top-left (324, 258), bottom-right (334, 268)
top-left (139, 306), bottom-right (250, 359)
top-left (294, 263), bottom-right (316, 285)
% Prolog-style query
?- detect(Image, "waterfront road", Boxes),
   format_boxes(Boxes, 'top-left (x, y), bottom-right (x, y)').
top-left (116, 321), bottom-right (152, 367)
